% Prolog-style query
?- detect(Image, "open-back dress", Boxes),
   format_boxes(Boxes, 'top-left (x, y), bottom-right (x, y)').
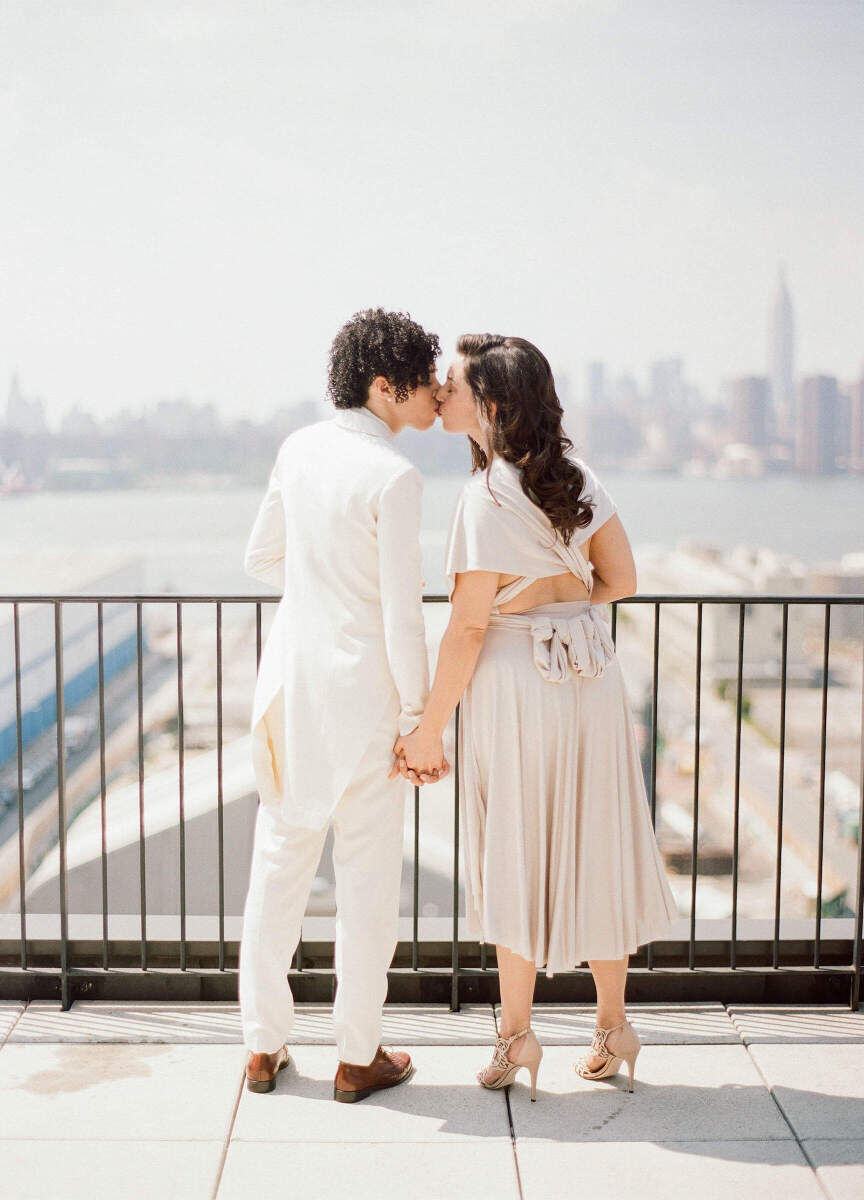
top-left (444, 453), bottom-right (678, 976)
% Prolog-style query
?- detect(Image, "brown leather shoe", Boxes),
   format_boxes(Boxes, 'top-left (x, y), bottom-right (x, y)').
top-left (333, 1045), bottom-right (413, 1103)
top-left (245, 1043), bottom-right (290, 1093)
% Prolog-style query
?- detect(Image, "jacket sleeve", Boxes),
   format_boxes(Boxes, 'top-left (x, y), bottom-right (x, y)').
top-left (243, 451), bottom-right (286, 591)
top-left (377, 465), bottom-right (430, 736)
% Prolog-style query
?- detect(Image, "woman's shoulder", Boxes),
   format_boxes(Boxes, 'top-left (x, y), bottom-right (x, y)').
top-left (463, 456), bottom-right (522, 489)
top-left (460, 463), bottom-right (516, 514)
top-left (463, 452), bottom-right (606, 491)
top-left (460, 452), bottom-right (612, 515)
top-left (457, 477), bottom-right (499, 523)
top-left (461, 467), bottom-right (498, 499)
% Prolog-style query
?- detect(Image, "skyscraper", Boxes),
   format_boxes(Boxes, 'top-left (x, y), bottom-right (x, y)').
top-left (730, 376), bottom-right (770, 447)
top-left (769, 264), bottom-right (795, 441)
top-left (647, 358), bottom-right (690, 461)
top-left (585, 361), bottom-right (606, 409)
top-left (850, 375), bottom-right (864, 473)
top-left (796, 375), bottom-right (840, 474)
top-left (649, 358), bottom-right (685, 411)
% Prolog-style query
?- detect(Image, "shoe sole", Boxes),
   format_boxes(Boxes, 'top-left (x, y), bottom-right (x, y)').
top-left (333, 1063), bottom-right (414, 1103)
top-left (246, 1052), bottom-right (290, 1093)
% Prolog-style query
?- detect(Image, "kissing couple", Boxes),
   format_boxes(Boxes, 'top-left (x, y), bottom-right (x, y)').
top-left (238, 307), bottom-right (677, 1102)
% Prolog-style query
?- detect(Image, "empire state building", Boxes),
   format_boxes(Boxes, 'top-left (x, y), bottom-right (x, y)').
top-left (769, 264), bottom-right (796, 441)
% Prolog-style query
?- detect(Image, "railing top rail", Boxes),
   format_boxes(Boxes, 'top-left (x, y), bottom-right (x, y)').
top-left (0, 592), bottom-right (863, 605)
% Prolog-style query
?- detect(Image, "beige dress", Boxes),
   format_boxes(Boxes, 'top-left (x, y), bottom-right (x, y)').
top-left (444, 454), bottom-right (678, 977)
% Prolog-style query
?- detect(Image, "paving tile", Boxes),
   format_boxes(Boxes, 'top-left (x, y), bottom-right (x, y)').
top-left (747, 1043), bottom-right (864, 1140)
top-left (803, 1139), bottom-right (864, 1200)
top-left (232, 1044), bottom-right (511, 1143)
top-left (284, 1002), bottom-right (494, 1045)
top-left (0, 1001), bottom-right (24, 1041)
top-left (507, 1044), bottom-right (792, 1142)
top-left (0, 1043), bottom-right (244, 1140)
top-left (516, 1140), bottom-right (822, 1199)
top-left (728, 1005), bottom-right (864, 1044)
top-left (380, 1003), bottom-right (497, 1044)
top-left (0, 1139), bottom-right (223, 1200)
top-left (7, 1001), bottom-right (496, 1045)
top-left (8, 1000), bottom-right (245, 1043)
top-left (494, 1003), bottom-right (739, 1044)
top-left (219, 1140), bottom-right (520, 1199)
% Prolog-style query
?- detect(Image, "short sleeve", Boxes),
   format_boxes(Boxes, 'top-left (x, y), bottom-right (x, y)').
top-left (443, 481), bottom-right (555, 602)
top-left (572, 457), bottom-right (617, 540)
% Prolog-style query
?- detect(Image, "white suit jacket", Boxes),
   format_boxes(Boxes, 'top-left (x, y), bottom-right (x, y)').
top-left (244, 403), bottom-right (430, 829)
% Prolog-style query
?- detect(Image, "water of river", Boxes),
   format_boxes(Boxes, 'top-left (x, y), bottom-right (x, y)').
top-left (2, 472), bottom-right (862, 595)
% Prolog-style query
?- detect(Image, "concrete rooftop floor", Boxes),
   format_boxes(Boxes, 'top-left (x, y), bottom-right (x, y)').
top-left (1, 1000), bottom-right (863, 1199)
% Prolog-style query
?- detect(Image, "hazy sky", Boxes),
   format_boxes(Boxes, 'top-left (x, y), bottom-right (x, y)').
top-left (2, 0), bottom-right (863, 423)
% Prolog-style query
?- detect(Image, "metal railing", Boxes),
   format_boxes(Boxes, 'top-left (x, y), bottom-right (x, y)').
top-left (1, 591), bottom-right (862, 1010)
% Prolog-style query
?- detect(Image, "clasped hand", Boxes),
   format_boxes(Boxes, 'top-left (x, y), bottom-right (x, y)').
top-left (387, 725), bottom-right (450, 786)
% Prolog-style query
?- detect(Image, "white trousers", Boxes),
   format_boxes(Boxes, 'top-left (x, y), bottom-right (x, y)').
top-left (238, 704), bottom-right (406, 1066)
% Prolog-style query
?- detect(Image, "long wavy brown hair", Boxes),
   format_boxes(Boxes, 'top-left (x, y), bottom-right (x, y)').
top-left (457, 333), bottom-right (597, 545)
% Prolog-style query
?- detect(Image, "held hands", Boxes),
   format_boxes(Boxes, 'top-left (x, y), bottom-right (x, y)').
top-left (387, 724), bottom-right (450, 786)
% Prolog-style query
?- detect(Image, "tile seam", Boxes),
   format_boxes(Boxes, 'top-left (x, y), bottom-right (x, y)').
top-left (739, 1024), bottom-right (833, 1200)
top-left (211, 1057), bottom-right (247, 1199)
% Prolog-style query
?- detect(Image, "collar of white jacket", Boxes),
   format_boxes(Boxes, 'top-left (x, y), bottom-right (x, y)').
top-left (332, 404), bottom-right (395, 441)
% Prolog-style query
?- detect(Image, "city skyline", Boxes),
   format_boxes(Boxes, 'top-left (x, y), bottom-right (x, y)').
top-left (2, 2), bottom-right (863, 424)
top-left (5, 264), bottom-right (861, 448)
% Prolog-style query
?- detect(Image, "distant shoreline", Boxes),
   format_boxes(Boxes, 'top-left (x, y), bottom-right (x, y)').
top-left (4, 466), bottom-right (864, 497)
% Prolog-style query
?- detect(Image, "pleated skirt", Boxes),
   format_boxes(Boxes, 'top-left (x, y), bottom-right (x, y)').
top-left (458, 600), bottom-right (678, 977)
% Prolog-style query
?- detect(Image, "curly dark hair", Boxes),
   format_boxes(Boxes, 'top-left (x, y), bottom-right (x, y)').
top-left (457, 333), bottom-right (596, 546)
top-left (327, 308), bottom-right (441, 409)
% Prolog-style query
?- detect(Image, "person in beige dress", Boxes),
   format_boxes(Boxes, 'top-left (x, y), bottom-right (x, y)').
top-left (390, 334), bottom-right (678, 1097)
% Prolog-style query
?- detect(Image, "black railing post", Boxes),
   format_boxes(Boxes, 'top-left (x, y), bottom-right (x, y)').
top-left (13, 603), bottom-right (27, 970)
top-left (216, 601), bottom-right (226, 970)
top-left (451, 702), bottom-right (460, 1012)
top-left (53, 601), bottom-right (71, 1009)
top-left (689, 601), bottom-right (702, 969)
top-left (97, 602), bottom-right (109, 970)
top-left (851, 609), bottom-right (864, 1010)
top-left (176, 602), bottom-right (187, 970)
top-left (731, 602), bottom-right (745, 970)
top-left (774, 601), bottom-right (789, 970)
top-left (646, 601), bottom-right (660, 971)
top-left (412, 785), bottom-right (420, 971)
top-left (815, 603), bottom-right (831, 969)
top-left (136, 602), bottom-right (147, 970)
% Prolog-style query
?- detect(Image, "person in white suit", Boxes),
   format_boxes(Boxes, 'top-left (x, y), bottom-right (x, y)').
top-left (239, 309), bottom-right (448, 1102)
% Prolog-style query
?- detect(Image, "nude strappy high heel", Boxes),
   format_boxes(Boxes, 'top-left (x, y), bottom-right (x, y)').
top-left (574, 1017), bottom-right (641, 1093)
top-left (477, 1026), bottom-right (543, 1101)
